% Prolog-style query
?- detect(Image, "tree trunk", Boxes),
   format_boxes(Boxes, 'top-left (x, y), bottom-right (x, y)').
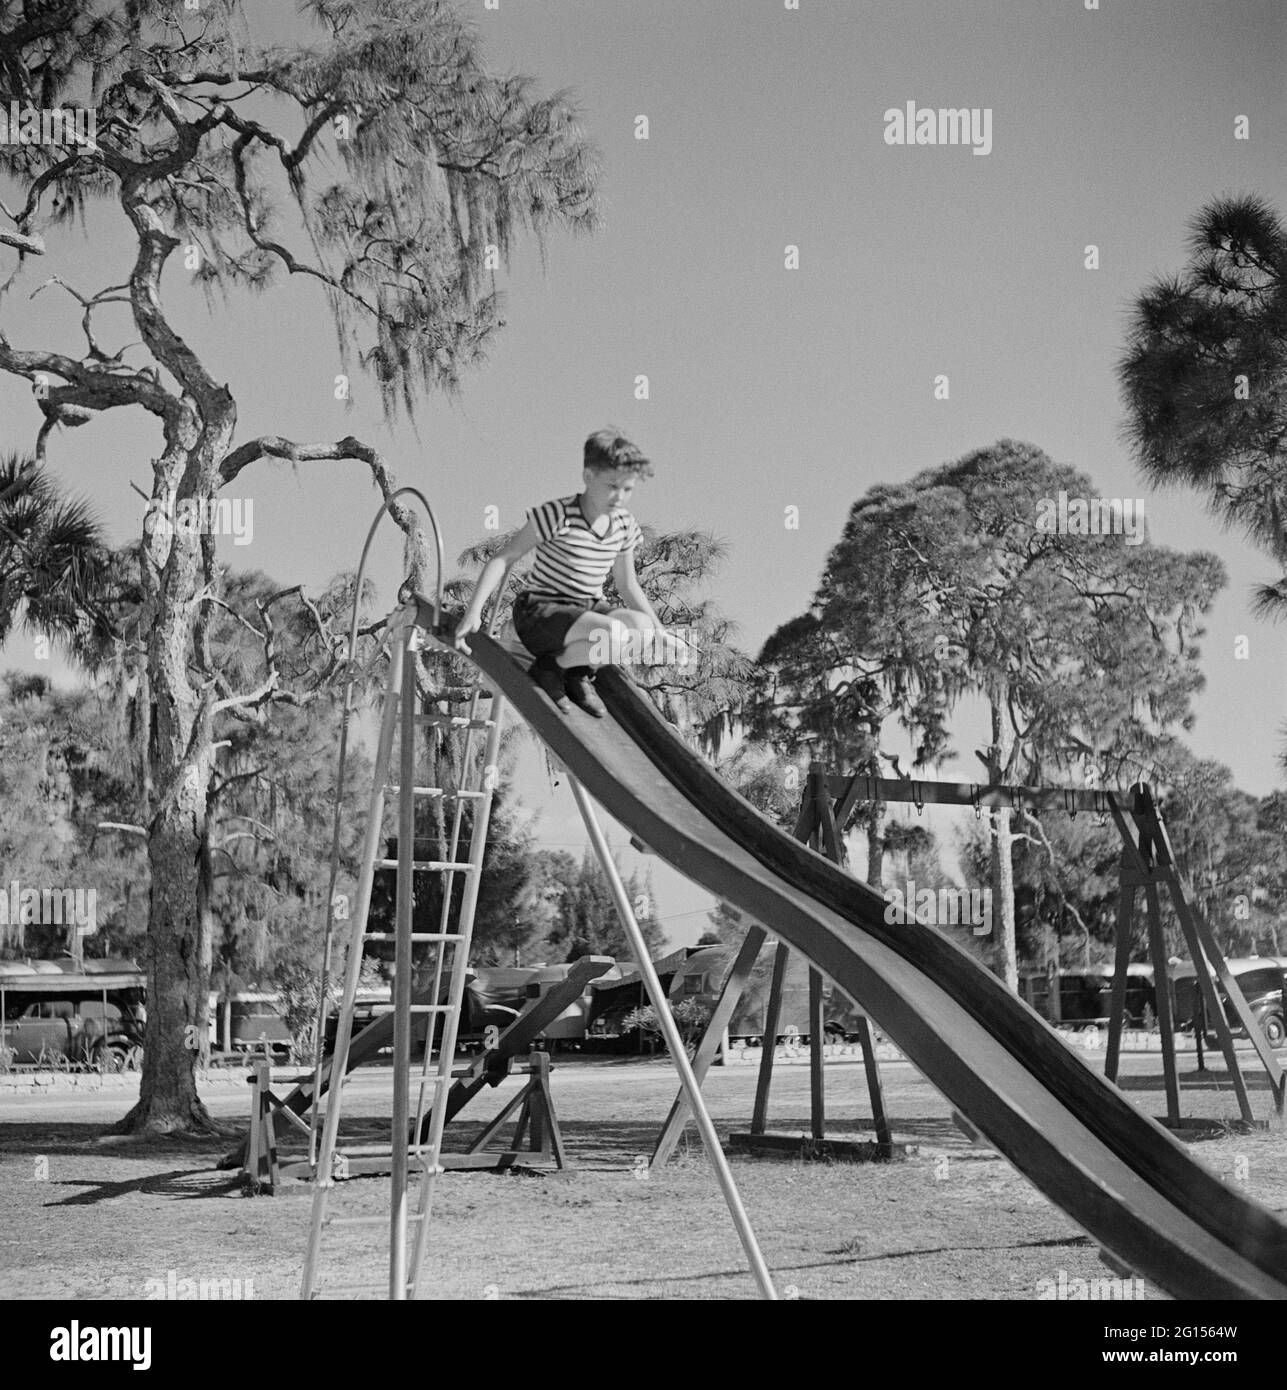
top-left (865, 800), bottom-right (885, 890)
top-left (988, 700), bottom-right (1019, 992)
top-left (119, 406), bottom-right (232, 1134)
top-left (989, 805), bottom-right (1018, 991)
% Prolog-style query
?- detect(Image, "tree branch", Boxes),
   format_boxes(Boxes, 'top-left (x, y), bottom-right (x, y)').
top-left (0, 228), bottom-right (45, 255)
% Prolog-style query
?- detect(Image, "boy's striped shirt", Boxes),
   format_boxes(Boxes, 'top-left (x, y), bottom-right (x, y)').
top-left (524, 495), bottom-right (643, 602)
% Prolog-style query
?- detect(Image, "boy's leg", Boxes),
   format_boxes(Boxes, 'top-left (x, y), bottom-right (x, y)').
top-left (529, 653), bottom-right (572, 713)
top-left (557, 610), bottom-right (631, 670)
top-left (552, 610), bottom-right (623, 717)
top-left (559, 609), bottom-right (681, 669)
top-left (601, 609), bottom-right (688, 666)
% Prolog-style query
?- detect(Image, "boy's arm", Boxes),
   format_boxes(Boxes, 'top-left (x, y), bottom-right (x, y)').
top-left (454, 519), bottom-right (540, 651)
top-left (613, 547), bottom-right (662, 625)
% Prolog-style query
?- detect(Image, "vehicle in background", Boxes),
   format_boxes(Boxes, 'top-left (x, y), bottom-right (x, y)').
top-left (584, 944), bottom-right (862, 1050)
top-left (1170, 956), bottom-right (1286, 1049)
top-left (723, 948), bottom-right (860, 1045)
top-left (322, 983), bottom-right (393, 1056)
top-left (221, 993), bottom-right (295, 1060)
top-left (488, 963), bottom-right (595, 1049)
top-left (0, 959), bottom-right (146, 1066)
top-left (1018, 965), bottom-right (1156, 1029)
top-left (321, 966), bottom-right (547, 1057)
top-left (583, 946), bottom-right (713, 1050)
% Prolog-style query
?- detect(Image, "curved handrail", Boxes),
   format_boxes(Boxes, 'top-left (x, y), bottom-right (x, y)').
top-left (307, 488), bottom-right (446, 1158)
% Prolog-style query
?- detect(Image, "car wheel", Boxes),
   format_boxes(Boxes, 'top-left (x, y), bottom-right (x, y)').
top-left (92, 1039), bottom-right (128, 1070)
top-left (1262, 1013), bottom-right (1286, 1048)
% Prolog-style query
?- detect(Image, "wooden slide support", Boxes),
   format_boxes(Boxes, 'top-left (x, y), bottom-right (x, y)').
top-left (732, 763), bottom-right (895, 1159)
top-left (220, 1008), bottom-right (396, 1172)
top-left (414, 954), bottom-right (613, 1142)
top-left (229, 955), bottom-right (613, 1187)
top-left (653, 763), bottom-right (897, 1168)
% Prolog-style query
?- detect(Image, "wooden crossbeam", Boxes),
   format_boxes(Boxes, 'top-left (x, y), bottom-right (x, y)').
top-left (823, 774), bottom-right (1127, 816)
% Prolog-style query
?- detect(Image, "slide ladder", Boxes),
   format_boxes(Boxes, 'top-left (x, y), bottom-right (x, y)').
top-left (301, 600), bottom-right (505, 1299)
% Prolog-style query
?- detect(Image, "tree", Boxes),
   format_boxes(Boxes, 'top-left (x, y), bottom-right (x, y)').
top-left (751, 611), bottom-right (901, 890)
top-left (0, 453), bottom-right (115, 668)
top-left (0, 1), bottom-right (598, 1131)
top-left (956, 806), bottom-right (1121, 972)
top-left (777, 440), bottom-right (1224, 990)
top-left (0, 672), bottom-right (147, 962)
top-left (538, 848), bottom-right (665, 962)
top-left (1119, 195), bottom-right (1287, 620)
top-left (195, 570), bottom-right (373, 1007)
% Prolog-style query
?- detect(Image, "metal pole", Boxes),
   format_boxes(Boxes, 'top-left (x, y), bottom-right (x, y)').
top-left (407, 684), bottom-right (508, 1298)
top-left (390, 620), bottom-right (418, 1299)
top-left (566, 775), bottom-right (778, 1301)
top-left (301, 634), bottom-right (406, 1299)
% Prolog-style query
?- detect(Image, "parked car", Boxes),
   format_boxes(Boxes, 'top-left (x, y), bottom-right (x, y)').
top-left (1171, 956), bottom-right (1286, 1049)
top-left (1018, 965), bottom-right (1156, 1029)
top-left (0, 960), bottom-right (146, 1066)
top-left (228, 993), bottom-right (295, 1060)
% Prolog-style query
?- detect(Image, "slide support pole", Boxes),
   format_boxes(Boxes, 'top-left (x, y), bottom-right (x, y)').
top-left (567, 774), bottom-right (778, 1301)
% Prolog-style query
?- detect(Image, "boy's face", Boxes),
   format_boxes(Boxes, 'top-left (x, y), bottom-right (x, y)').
top-left (582, 466), bottom-right (637, 512)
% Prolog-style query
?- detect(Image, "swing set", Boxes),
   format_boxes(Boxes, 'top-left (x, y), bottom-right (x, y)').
top-left (655, 764), bottom-right (1284, 1163)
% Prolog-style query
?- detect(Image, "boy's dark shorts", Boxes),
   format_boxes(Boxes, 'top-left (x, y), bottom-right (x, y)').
top-left (514, 592), bottom-right (614, 659)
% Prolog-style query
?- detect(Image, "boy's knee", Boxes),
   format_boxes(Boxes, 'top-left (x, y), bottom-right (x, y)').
top-left (586, 617), bottom-right (631, 666)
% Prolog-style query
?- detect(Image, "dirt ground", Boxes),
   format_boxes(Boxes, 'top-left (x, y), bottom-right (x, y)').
top-left (1, 1043), bottom-right (1284, 1301)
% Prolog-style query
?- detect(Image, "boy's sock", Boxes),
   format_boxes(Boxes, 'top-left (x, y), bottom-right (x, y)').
top-left (529, 653), bottom-right (572, 713)
top-left (563, 665), bottom-right (605, 718)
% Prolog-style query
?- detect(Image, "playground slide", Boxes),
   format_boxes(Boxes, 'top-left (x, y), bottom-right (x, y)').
top-left (457, 630), bottom-right (1287, 1299)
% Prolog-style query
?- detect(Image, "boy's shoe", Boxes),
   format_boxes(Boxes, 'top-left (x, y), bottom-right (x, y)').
top-left (530, 654), bottom-right (572, 714)
top-left (563, 666), bottom-right (605, 718)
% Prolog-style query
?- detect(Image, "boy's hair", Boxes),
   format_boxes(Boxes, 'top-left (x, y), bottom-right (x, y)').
top-left (584, 428), bottom-right (654, 478)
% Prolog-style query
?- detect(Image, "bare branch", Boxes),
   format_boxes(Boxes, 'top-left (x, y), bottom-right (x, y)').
top-left (0, 228), bottom-right (45, 255)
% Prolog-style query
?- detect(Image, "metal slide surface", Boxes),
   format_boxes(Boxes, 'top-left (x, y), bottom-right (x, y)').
top-left (457, 631), bottom-right (1287, 1299)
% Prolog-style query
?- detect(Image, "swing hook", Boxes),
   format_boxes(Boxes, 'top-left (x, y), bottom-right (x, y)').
top-left (1064, 789), bottom-right (1077, 820)
top-left (970, 785), bottom-right (983, 821)
top-left (912, 781), bottom-right (924, 816)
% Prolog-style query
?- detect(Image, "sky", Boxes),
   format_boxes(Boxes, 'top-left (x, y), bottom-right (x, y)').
top-left (1, 0), bottom-right (1284, 950)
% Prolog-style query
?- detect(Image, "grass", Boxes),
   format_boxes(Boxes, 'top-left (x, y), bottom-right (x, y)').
top-left (0, 1050), bottom-right (1284, 1300)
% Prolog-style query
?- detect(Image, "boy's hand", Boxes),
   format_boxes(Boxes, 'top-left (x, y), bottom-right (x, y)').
top-left (653, 626), bottom-right (700, 666)
top-left (453, 611), bottom-right (482, 654)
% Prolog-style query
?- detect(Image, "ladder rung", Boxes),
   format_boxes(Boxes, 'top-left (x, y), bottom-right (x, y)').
top-left (312, 1283), bottom-right (409, 1298)
top-left (375, 860), bottom-right (476, 873)
top-left (415, 713), bottom-right (495, 729)
top-left (335, 1145), bottom-right (447, 1167)
top-left (325, 1213), bottom-right (427, 1228)
top-left (361, 932), bottom-right (463, 943)
top-left (325, 1217), bottom-right (430, 1228)
top-left (384, 786), bottom-right (490, 800)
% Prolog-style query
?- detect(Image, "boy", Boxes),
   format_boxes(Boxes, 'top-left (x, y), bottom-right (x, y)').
top-left (454, 429), bottom-right (680, 716)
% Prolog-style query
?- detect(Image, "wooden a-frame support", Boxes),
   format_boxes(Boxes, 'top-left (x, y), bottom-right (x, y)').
top-left (1103, 783), bottom-right (1284, 1126)
top-left (652, 762), bottom-right (895, 1167)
